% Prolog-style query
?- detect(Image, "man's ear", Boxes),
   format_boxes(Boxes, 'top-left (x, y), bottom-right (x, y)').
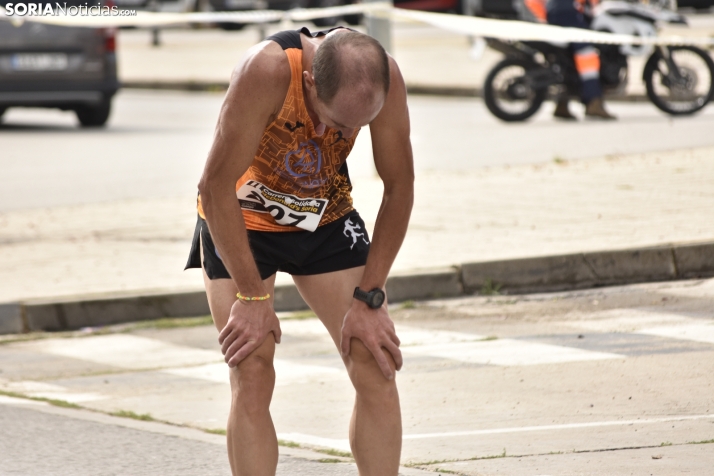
top-left (303, 71), bottom-right (315, 91)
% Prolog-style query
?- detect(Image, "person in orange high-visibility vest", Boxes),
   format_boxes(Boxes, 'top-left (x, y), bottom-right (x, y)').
top-left (546, 0), bottom-right (617, 120)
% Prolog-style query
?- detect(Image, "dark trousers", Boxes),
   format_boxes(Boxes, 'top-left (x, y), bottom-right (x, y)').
top-left (547, 9), bottom-right (603, 103)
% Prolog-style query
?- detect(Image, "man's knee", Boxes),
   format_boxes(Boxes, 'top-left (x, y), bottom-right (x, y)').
top-left (346, 339), bottom-right (398, 394)
top-left (229, 352), bottom-right (275, 413)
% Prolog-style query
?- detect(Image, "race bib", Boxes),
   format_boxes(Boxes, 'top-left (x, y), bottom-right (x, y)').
top-left (236, 180), bottom-right (328, 232)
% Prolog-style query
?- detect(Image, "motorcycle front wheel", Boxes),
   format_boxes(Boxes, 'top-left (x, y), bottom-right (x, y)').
top-left (483, 58), bottom-right (546, 122)
top-left (644, 46), bottom-right (714, 116)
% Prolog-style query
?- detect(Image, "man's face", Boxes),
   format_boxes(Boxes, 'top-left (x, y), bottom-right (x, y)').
top-left (310, 82), bottom-right (385, 139)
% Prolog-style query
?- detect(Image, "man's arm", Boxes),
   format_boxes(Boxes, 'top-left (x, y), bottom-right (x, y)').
top-left (340, 57), bottom-right (415, 379)
top-left (197, 42), bottom-right (290, 366)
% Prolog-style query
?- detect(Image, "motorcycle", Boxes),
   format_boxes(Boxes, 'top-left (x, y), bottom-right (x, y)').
top-left (482, 0), bottom-right (714, 121)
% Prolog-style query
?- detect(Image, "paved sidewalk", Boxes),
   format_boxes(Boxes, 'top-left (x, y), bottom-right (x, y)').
top-left (2, 278), bottom-right (713, 474)
top-left (1, 145), bottom-right (713, 304)
top-left (0, 399), bottom-right (430, 475)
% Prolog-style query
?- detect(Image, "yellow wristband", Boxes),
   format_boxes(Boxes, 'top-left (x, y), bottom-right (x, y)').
top-left (236, 291), bottom-right (271, 302)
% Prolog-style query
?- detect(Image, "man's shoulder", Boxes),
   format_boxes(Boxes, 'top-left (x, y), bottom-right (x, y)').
top-left (231, 40), bottom-right (292, 92)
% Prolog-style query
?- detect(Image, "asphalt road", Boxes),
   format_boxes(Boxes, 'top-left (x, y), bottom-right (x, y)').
top-left (1, 278), bottom-right (713, 475)
top-left (2, 90), bottom-right (714, 212)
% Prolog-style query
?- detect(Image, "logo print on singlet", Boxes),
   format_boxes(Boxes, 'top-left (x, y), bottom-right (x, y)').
top-left (283, 140), bottom-right (326, 188)
top-left (285, 121), bottom-right (304, 133)
top-left (330, 130), bottom-right (348, 146)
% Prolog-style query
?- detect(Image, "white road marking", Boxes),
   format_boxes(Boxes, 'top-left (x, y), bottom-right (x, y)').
top-left (0, 380), bottom-right (105, 403)
top-left (16, 334), bottom-right (223, 370)
top-left (163, 363), bottom-right (228, 383)
top-left (402, 339), bottom-right (623, 366)
top-left (277, 318), bottom-right (488, 346)
top-left (0, 395), bottom-right (46, 405)
top-left (559, 309), bottom-right (697, 333)
top-left (638, 323), bottom-right (714, 345)
top-left (164, 359), bottom-right (344, 387)
top-left (276, 414), bottom-right (714, 451)
top-left (396, 326), bottom-right (486, 346)
top-left (403, 414), bottom-right (714, 439)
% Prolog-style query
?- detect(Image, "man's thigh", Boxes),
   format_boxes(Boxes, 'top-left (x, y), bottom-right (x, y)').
top-left (200, 237), bottom-right (277, 333)
top-left (292, 266), bottom-right (365, 348)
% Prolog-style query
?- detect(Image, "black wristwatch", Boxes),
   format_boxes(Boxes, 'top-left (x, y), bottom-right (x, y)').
top-left (353, 287), bottom-right (386, 309)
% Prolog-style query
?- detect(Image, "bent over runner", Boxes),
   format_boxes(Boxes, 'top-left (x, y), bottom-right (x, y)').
top-left (185, 26), bottom-right (414, 476)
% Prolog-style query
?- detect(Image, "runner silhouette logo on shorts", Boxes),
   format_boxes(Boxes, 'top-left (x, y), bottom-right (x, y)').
top-left (343, 218), bottom-right (370, 250)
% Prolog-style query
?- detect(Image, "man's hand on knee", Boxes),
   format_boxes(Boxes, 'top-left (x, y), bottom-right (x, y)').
top-left (340, 300), bottom-right (403, 380)
top-left (218, 300), bottom-right (282, 368)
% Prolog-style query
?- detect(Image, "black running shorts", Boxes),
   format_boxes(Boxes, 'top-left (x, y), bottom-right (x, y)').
top-left (185, 211), bottom-right (371, 280)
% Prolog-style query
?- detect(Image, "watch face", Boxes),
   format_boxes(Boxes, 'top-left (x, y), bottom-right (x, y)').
top-left (369, 290), bottom-right (385, 308)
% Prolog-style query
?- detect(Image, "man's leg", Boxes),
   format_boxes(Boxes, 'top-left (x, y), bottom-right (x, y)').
top-left (293, 267), bottom-right (402, 476)
top-left (202, 259), bottom-right (278, 476)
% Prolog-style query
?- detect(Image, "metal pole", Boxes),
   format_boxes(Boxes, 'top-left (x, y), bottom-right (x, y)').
top-left (365, 0), bottom-right (392, 55)
top-left (149, 0), bottom-right (161, 47)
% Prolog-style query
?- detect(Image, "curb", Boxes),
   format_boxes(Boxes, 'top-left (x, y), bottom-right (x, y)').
top-left (120, 80), bottom-right (649, 102)
top-left (3, 242), bottom-right (713, 334)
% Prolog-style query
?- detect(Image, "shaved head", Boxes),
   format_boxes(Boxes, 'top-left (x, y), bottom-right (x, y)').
top-left (312, 31), bottom-right (390, 106)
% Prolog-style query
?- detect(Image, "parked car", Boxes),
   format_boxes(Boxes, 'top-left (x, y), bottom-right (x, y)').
top-left (393, 0), bottom-right (462, 13)
top-left (0, 0), bottom-right (120, 127)
top-left (677, 0), bottom-right (714, 11)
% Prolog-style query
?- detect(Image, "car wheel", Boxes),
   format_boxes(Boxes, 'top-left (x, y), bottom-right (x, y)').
top-left (217, 22), bottom-right (246, 30)
top-left (75, 98), bottom-right (112, 128)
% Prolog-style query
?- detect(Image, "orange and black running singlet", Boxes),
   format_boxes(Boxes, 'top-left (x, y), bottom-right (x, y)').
top-left (198, 27), bottom-right (358, 233)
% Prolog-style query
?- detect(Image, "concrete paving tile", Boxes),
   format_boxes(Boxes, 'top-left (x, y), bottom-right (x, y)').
top-left (401, 417), bottom-right (714, 465)
top-left (639, 322), bottom-right (714, 345)
top-left (402, 339), bottom-right (623, 366)
top-left (518, 332), bottom-right (714, 357)
top-left (428, 442), bottom-right (714, 476)
top-left (14, 334), bottom-right (224, 370)
top-left (0, 347), bottom-right (116, 381)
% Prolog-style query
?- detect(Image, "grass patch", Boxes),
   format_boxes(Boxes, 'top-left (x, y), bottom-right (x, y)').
top-left (277, 439), bottom-right (353, 459)
top-left (400, 300), bottom-right (416, 309)
top-left (110, 410), bottom-right (156, 422)
top-left (480, 336), bottom-right (498, 342)
top-left (277, 439), bottom-right (301, 448)
top-left (317, 458), bottom-right (343, 463)
top-left (44, 398), bottom-right (81, 409)
top-left (429, 469), bottom-right (461, 475)
top-left (688, 438), bottom-right (714, 445)
top-left (0, 389), bottom-right (80, 409)
top-left (204, 428), bottom-right (227, 435)
top-left (480, 278), bottom-right (502, 296)
top-left (125, 316), bottom-right (214, 330)
top-left (660, 441), bottom-right (673, 447)
top-left (316, 448), bottom-right (353, 458)
top-left (553, 156), bottom-right (567, 165)
top-left (479, 449), bottom-right (507, 460)
top-left (0, 333), bottom-right (50, 345)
